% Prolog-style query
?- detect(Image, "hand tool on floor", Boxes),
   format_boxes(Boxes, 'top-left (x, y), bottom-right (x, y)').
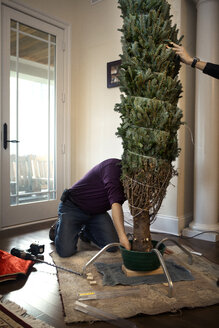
top-left (10, 247), bottom-right (83, 276)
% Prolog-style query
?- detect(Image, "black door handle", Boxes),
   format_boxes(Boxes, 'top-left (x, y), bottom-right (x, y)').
top-left (3, 123), bottom-right (20, 149)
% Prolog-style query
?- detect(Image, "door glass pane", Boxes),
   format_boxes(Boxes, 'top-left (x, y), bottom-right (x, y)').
top-left (19, 22), bottom-right (49, 41)
top-left (10, 20), bottom-right (56, 205)
top-left (49, 42), bottom-right (56, 199)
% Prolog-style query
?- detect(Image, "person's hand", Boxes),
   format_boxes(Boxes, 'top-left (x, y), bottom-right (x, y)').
top-left (167, 42), bottom-right (193, 65)
top-left (119, 233), bottom-right (131, 250)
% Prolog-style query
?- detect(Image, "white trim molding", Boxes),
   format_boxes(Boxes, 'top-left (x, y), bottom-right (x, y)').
top-left (1, 0), bottom-right (68, 29)
top-left (122, 209), bottom-right (193, 237)
top-left (183, 228), bottom-right (219, 242)
top-left (150, 213), bottom-right (193, 236)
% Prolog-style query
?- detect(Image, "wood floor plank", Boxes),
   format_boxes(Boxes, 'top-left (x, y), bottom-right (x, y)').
top-left (0, 224), bottom-right (218, 328)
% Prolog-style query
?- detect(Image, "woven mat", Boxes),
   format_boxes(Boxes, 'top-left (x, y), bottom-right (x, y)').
top-left (0, 296), bottom-right (53, 328)
top-left (51, 245), bottom-right (219, 324)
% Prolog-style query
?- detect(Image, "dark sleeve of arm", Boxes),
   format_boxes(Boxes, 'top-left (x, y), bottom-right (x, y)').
top-left (203, 62), bottom-right (219, 79)
top-left (102, 164), bottom-right (126, 206)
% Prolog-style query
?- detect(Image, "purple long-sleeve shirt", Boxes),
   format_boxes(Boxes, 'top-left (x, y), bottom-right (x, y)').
top-left (69, 158), bottom-right (126, 215)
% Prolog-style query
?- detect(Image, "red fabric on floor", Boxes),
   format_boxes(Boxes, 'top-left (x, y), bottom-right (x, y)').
top-left (0, 250), bottom-right (33, 282)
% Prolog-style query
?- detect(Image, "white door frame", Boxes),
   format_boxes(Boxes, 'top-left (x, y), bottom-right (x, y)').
top-left (0, 0), bottom-right (71, 229)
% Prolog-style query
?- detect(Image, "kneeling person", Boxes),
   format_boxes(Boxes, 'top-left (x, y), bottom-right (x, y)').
top-left (49, 158), bottom-right (131, 257)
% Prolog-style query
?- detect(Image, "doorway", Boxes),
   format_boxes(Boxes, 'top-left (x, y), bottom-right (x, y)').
top-left (1, 4), bottom-right (68, 227)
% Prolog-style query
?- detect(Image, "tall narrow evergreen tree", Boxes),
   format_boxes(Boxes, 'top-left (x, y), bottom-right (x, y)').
top-left (115, 0), bottom-right (183, 252)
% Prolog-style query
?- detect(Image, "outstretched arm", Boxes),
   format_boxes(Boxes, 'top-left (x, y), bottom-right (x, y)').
top-left (169, 42), bottom-right (207, 71)
top-left (111, 202), bottom-right (131, 250)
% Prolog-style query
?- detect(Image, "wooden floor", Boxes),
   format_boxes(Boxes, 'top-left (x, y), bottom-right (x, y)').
top-left (0, 221), bottom-right (218, 328)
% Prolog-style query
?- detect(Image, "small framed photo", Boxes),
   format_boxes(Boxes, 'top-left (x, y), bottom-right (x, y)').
top-left (107, 60), bottom-right (121, 88)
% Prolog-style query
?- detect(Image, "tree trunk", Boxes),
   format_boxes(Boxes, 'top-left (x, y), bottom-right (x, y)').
top-left (132, 210), bottom-right (152, 252)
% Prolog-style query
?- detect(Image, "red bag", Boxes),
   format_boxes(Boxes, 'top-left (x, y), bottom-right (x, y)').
top-left (0, 250), bottom-right (33, 282)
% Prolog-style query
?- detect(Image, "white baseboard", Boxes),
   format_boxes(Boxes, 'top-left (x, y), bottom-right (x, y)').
top-left (0, 217), bottom-right (56, 231)
top-left (182, 227), bottom-right (219, 242)
top-left (151, 213), bottom-right (193, 235)
top-left (123, 211), bottom-right (193, 236)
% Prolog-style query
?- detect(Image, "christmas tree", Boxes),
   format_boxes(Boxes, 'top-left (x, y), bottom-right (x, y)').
top-left (115, 0), bottom-right (183, 252)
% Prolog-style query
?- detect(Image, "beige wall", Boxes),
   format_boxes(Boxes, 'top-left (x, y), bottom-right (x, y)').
top-left (18, 0), bottom-right (123, 181)
top-left (157, 0), bottom-right (196, 223)
top-left (10, 0), bottom-right (197, 234)
top-left (71, 0), bottom-right (123, 178)
top-left (153, 0), bottom-right (196, 227)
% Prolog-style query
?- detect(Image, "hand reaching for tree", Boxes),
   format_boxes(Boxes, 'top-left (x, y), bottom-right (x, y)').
top-left (167, 42), bottom-right (208, 73)
top-left (119, 233), bottom-right (131, 250)
top-left (167, 42), bottom-right (193, 65)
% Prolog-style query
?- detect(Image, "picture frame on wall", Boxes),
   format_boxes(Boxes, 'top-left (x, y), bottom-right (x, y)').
top-left (107, 60), bottom-right (121, 88)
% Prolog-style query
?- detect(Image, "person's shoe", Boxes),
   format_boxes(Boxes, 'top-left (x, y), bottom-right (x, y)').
top-left (49, 221), bottom-right (58, 241)
top-left (78, 228), bottom-right (91, 243)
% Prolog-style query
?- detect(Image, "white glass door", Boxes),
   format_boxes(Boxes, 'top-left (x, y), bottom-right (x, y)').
top-left (1, 5), bottom-right (65, 227)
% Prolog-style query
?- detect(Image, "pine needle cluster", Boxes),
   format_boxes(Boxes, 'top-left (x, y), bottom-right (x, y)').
top-left (115, 0), bottom-right (184, 177)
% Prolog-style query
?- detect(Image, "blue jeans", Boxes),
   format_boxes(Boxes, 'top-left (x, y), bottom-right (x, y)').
top-left (55, 200), bottom-right (119, 257)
